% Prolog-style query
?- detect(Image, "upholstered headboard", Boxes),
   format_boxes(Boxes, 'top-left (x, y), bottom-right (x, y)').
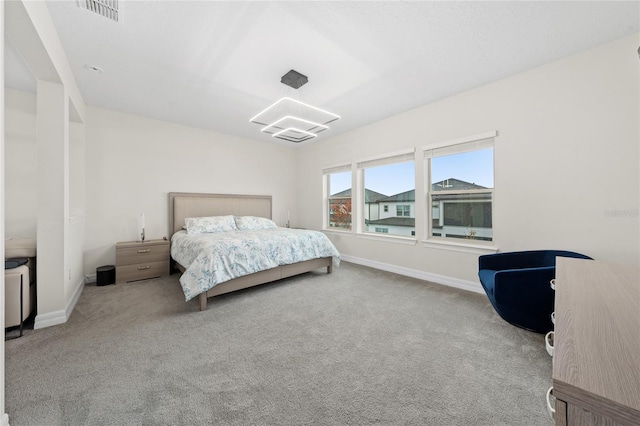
top-left (168, 192), bottom-right (272, 236)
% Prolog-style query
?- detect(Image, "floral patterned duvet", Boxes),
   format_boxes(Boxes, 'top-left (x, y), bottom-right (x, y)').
top-left (171, 228), bottom-right (340, 301)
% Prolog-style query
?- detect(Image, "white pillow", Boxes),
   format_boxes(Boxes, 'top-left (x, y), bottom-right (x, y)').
top-left (185, 215), bottom-right (237, 235)
top-left (234, 216), bottom-right (278, 231)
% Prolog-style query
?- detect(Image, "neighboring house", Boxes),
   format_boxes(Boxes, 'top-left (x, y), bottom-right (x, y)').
top-left (362, 189), bottom-right (389, 220)
top-left (430, 178), bottom-right (492, 241)
top-left (361, 179), bottom-right (492, 240)
top-left (328, 188), bottom-right (387, 229)
top-left (377, 189), bottom-right (415, 220)
top-left (366, 216), bottom-right (416, 237)
top-left (368, 189), bottom-right (416, 236)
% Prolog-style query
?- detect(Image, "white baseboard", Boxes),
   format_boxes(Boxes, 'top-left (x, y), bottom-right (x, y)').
top-left (34, 309), bottom-right (67, 329)
top-left (66, 276), bottom-right (85, 319)
top-left (2, 413), bottom-right (10, 426)
top-left (85, 273), bottom-right (96, 284)
top-left (34, 277), bottom-right (85, 329)
top-left (340, 254), bottom-right (484, 294)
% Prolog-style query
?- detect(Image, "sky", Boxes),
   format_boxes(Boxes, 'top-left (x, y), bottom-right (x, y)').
top-left (432, 149), bottom-right (494, 188)
top-left (330, 148), bottom-right (494, 197)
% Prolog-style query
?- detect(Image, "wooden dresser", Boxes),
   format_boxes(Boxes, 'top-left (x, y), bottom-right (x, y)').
top-left (115, 239), bottom-right (170, 283)
top-left (552, 258), bottom-right (640, 426)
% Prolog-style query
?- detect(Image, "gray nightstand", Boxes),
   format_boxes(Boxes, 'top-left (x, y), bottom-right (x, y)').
top-left (115, 239), bottom-right (169, 283)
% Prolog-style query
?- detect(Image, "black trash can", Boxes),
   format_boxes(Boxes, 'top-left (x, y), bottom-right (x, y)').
top-left (96, 265), bottom-right (116, 286)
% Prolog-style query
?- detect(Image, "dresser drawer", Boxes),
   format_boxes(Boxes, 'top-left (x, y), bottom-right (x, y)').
top-left (116, 242), bottom-right (169, 266)
top-left (116, 260), bottom-right (169, 283)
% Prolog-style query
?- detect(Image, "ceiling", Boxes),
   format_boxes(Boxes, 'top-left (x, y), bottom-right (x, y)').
top-left (5, 1), bottom-right (639, 146)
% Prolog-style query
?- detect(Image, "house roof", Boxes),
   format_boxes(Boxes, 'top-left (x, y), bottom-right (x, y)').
top-left (366, 217), bottom-right (416, 227)
top-left (334, 180), bottom-right (487, 204)
top-left (378, 190), bottom-right (415, 203)
top-left (431, 178), bottom-right (487, 191)
top-left (330, 188), bottom-right (388, 203)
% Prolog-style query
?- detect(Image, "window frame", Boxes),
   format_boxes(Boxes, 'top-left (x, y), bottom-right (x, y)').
top-left (356, 149), bottom-right (416, 240)
top-left (423, 131), bottom-right (496, 248)
top-left (396, 204), bottom-right (411, 217)
top-left (323, 164), bottom-right (353, 232)
top-left (320, 136), bottom-right (498, 254)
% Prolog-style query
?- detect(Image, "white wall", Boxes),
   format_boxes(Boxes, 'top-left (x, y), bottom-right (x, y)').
top-left (84, 107), bottom-right (298, 274)
top-left (1, 88), bottom-right (74, 238)
top-left (5, 91), bottom-right (301, 290)
top-left (1, 2), bottom-right (8, 422)
top-left (5, 0), bottom-right (87, 330)
top-left (296, 34), bottom-right (640, 284)
top-left (4, 89), bottom-right (37, 238)
top-left (68, 121), bottom-right (85, 303)
top-left (6, 30), bottom-right (638, 294)
top-left (69, 120), bottom-right (85, 217)
top-left (4, 86), bottom-right (86, 330)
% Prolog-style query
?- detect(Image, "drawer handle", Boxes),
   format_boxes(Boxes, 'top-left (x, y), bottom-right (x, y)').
top-left (138, 249), bottom-right (151, 253)
top-left (546, 386), bottom-right (556, 419)
top-left (545, 331), bottom-right (554, 357)
top-left (137, 265), bottom-right (151, 270)
top-left (550, 278), bottom-right (556, 290)
top-left (551, 311), bottom-right (555, 325)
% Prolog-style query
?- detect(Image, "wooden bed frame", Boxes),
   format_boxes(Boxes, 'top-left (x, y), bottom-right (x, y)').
top-left (168, 192), bottom-right (333, 311)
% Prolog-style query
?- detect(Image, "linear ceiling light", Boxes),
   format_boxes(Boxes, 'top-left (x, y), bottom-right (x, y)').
top-left (272, 127), bottom-right (318, 143)
top-left (250, 70), bottom-right (340, 143)
top-left (260, 115), bottom-right (329, 134)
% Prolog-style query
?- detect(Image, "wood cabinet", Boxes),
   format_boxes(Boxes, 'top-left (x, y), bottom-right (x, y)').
top-left (552, 258), bottom-right (640, 426)
top-left (115, 239), bottom-right (170, 283)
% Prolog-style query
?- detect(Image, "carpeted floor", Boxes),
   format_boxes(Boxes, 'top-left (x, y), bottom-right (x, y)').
top-left (5, 262), bottom-right (553, 425)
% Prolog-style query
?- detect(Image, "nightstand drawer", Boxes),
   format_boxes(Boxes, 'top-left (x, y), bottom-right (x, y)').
top-left (116, 243), bottom-right (169, 266)
top-left (116, 260), bottom-right (169, 283)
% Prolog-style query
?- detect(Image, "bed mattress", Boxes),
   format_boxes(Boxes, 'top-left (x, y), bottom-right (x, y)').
top-left (171, 228), bottom-right (340, 300)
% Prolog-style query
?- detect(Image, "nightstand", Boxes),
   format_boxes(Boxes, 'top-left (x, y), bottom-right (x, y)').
top-left (115, 239), bottom-right (170, 283)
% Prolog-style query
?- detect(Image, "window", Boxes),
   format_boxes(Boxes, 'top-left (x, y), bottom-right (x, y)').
top-left (425, 134), bottom-right (494, 242)
top-left (323, 165), bottom-right (352, 230)
top-left (357, 151), bottom-right (415, 237)
top-left (396, 205), bottom-right (411, 217)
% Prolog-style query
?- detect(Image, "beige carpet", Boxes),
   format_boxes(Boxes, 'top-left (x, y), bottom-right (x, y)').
top-left (5, 262), bottom-right (553, 425)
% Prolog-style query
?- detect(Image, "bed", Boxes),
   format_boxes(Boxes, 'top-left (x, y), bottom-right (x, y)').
top-left (169, 192), bottom-right (340, 310)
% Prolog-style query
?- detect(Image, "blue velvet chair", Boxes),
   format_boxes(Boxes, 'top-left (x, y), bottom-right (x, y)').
top-left (478, 250), bottom-right (592, 333)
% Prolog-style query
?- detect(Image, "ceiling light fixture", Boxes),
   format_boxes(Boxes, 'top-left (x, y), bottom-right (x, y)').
top-left (250, 70), bottom-right (340, 143)
top-left (273, 127), bottom-right (318, 140)
top-left (260, 115), bottom-right (329, 134)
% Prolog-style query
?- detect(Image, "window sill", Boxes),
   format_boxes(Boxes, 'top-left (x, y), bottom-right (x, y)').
top-left (356, 233), bottom-right (417, 245)
top-left (323, 228), bottom-right (354, 236)
top-left (421, 239), bottom-right (498, 254)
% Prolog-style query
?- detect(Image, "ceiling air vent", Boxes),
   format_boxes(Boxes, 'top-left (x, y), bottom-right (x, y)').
top-left (79, 0), bottom-right (119, 22)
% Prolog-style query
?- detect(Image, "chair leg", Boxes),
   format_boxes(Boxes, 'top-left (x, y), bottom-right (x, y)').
top-left (19, 275), bottom-right (24, 338)
top-left (6, 275), bottom-right (25, 341)
top-left (199, 293), bottom-right (207, 311)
